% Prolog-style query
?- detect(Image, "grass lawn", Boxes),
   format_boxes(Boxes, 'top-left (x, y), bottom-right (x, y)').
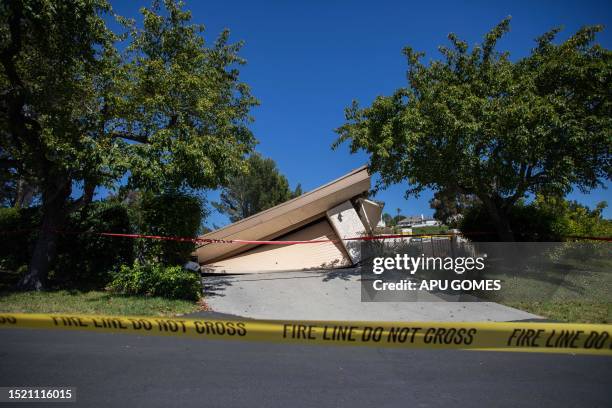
top-left (504, 300), bottom-right (611, 324)
top-left (479, 247), bottom-right (611, 323)
top-left (0, 290), bottom-right (205, 317)
top-left (493, 269), bottom-right (611, 323)
top-left (0, 268), bottom-right (206, 317)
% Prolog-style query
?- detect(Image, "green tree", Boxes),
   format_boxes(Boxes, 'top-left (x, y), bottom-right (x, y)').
top-left (429, 188), bottom-right (478, 226)
top-left (460, 195), bottom-right (611, 241)
top-left (532, 195), bottom-right (611, 238)
top-left (133, 191), bottom-right (205, 265)
top-left (213, 154), bottom-right (302, 222)
top-left (393, 215), bottom-right (404, 225)
top-left (381, 212), bottom-right (395, 227)
top-left (1, 0), bottom-right (257, 289)
top-left (334, 18), bottom-right (611, 241)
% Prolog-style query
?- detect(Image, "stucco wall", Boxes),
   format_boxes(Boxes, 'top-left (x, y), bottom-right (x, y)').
top-left (201, 219), bottom-right (351, 273)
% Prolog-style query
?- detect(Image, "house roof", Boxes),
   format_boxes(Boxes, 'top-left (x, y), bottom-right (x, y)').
top-left (196, 165), bottom-right (371, 264)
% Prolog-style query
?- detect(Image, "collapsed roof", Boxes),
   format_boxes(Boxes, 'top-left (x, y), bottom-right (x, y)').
top-left (197, 166), bottom-right (383, 273)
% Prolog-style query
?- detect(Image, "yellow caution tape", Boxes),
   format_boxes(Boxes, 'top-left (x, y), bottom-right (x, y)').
top-left (1, 313), bottom-right (611, 356)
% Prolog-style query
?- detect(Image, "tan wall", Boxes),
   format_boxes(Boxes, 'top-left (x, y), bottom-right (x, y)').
top-left (201, 219), bottom-right (351, 273)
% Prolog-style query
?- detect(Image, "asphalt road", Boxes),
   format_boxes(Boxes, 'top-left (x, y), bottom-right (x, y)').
top-left (1, 327), bottom-right (610, 407)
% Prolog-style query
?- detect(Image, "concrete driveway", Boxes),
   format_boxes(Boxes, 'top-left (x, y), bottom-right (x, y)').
top-left (201, 268), bottom-right (539, 322)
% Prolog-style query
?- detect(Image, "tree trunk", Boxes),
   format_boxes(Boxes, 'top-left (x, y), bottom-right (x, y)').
top-left (14, 178), bottom-right (36, 208)
top-left (481, 196), bottom-right (515, 242)
top-left (17, 175), bottom-right (71, 291)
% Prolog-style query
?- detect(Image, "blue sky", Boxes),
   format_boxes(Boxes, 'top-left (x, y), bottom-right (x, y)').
top-left (111, 0), bottom-right (611, 228)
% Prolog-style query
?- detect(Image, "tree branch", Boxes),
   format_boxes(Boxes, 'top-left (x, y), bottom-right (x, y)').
top-left (68, 179), bottom-right (96, 213)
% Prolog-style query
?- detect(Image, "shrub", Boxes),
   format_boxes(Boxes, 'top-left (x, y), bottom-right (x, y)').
top-left (149, 265), bottom-right (202, 301)
top-left (534, 196), bottom-right (611, 238)
top-left (0, 201), bottom-right (134, 287)
top-left (2, 191), bottom-right (204, 288)
top-left (109, 261), bottom-right (201, 301)
top-left (52, 201), bottom-right (135, 287)
top-left (132, 191), bottom-right (204, 265)
top-left (0, 207), bottom-right (40, 271)
top-left (460, 196), bottom-right (611, 241)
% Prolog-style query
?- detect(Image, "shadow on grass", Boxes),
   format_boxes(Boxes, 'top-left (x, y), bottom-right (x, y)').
top-left (0, 285), bottom-right (107, 299)
top-left (0, 268), bottom-right (111, 296)
top-left (0, 281), bottom-right (170, 303)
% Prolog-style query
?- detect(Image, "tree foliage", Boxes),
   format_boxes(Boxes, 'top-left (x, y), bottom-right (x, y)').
top-left (53, 202), bottom-right (134, 287)
top-left (0, 206), bottom-right (39, 271)
top-left (132, 191), bottom-right (204, 265)
top-left (334, 18), bottom-right (611, 240)
top-left (0, 202), bottom-right (133, 287)
top-left (213, 153), bottom-right (302, 222)
top-left (429, 188), bottom-right (478, 226)
top-left (460, 195), bottom-right (611, 241)
top-left (530, 195), bottom-right (611, 238)
top-left (1, 0), bottom-right (257, 288)
top-left (381, 212), bottom-right (395, 227)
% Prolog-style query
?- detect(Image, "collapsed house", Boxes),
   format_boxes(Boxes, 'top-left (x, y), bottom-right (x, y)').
top-left (196, 166), bottom-right (383, 273)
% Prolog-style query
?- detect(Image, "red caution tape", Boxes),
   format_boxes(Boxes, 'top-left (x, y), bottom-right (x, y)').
top-left (103, 232), bottom-right (465, 245)
top-left (1, 228), bottom-right (610, 244)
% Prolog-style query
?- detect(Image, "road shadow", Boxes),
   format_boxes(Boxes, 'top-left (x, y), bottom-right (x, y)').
top-left (201, 275), bottom-right (234, 298)
top-left (321, 266), bottom-right (360, 282)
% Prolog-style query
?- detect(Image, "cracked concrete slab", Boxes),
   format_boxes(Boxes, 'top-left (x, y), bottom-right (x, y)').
top-left (202, 268), bottom-right (540, 322)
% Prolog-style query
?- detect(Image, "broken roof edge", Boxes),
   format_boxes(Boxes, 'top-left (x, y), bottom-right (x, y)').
top-left (200, 164), bottom-right (369, 238)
